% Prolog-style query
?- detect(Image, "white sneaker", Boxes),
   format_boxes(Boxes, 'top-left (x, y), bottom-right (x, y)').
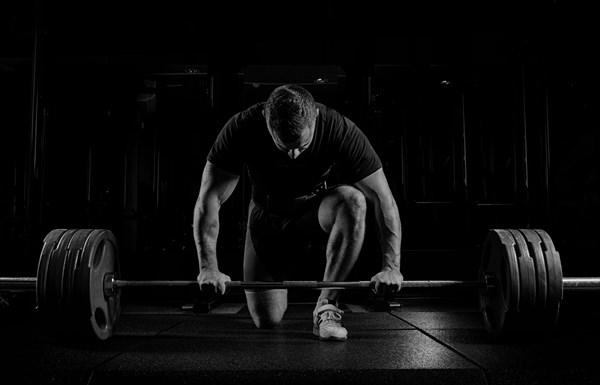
top-left (313, 303), bottom-right (348, 341)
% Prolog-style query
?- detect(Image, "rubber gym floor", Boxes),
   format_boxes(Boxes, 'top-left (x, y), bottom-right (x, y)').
top-left (2, 288), bottom-right (599, 385)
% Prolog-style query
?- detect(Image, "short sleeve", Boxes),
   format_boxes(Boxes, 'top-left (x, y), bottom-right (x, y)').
top-left (338, 116), bottom-right (382, 183)
top-left (207, 114), bottom-right (245, 175)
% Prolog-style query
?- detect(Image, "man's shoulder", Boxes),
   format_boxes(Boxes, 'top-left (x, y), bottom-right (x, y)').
top-left (316, 103), bottom-right (348, 128)
top-left (221, 103), bottom-right (265, 137)
top-left (316, 103), bottom-right (358, 138)
top-left (234, 102), bottom-right (264, 122)
top-left (316, 102), bottom-right (339, 119)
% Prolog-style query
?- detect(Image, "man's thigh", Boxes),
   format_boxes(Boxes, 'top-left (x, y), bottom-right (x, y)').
top-left (244, 199), bottom-right (327, 282)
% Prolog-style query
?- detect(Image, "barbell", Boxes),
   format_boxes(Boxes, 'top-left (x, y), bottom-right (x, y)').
top-left (1, 228), bottom-right (599, 341)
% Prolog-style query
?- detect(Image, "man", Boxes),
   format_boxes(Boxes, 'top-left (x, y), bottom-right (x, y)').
top-left (193, 84), bottom-right (403, 341)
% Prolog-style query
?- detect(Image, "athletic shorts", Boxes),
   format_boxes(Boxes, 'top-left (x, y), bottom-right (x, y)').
top-left (244, 196), bottom-right (329, 282)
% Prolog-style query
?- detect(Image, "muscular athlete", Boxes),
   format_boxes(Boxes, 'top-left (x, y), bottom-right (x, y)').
top-left (193, 84), bottom-right (403, 340)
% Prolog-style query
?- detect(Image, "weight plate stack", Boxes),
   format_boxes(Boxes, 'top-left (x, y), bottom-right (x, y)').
top-left (36, 228), bottom-right (121, 341)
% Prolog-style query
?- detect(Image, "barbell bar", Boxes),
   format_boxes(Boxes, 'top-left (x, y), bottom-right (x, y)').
top-left (0, 277), bottom-right (486, 290)
top-left (0, 228), bottom-right (598, 341)
top-left (4, 277), bottom-right (600, 292)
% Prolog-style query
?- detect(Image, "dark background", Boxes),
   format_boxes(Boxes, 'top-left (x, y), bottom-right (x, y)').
top-left (1, 1), bottom-right (598, 297)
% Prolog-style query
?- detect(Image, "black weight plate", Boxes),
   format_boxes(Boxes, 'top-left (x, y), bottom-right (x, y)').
top-left (61, 229), bottom-right (94, 311)
top-left (36, 229), bottom-right (68, 311)
top-left (74, 229), bottom-right (121, 340)
top-left (518, 229), bottom-right (547, 310)
top-left (534, 229), bottom-right (563, 331)
top-left (479, 229), bottom-right (520, 339)
top-left (45, 229), bottom-right (78, 312)
top-left (508, 229), bottom-right (536, 312)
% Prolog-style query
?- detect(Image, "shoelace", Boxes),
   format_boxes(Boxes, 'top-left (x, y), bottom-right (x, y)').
top-left (317, 310), bottom-right (343, 327)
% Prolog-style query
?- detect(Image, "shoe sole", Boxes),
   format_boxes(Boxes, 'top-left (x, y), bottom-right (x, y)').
top-left (312, 328), bottom-right (347, 341)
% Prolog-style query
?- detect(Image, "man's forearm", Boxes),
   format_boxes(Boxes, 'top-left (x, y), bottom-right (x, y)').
top-left (193, 161), bottom-right (240, 275)
top-left (193, 202), bottom-right (220, 271)
top-left (374, 198), bottom-right (402, 271)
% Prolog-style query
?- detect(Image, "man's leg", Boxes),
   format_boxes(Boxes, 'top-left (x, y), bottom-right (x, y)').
top-left (312, 185), bottom-right (366, 340)
top-left (317, 185), bottom-right (367, 304)
top-left (243, 202), bottom-right (287, 329)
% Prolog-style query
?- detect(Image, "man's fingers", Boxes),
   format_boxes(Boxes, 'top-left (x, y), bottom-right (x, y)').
top-left (218, 280), bottom-right (228, 295)
top-left (387, 284), bottom-right (400, 296)
top-left (371, 281), bottom-right (379, 295)
top-left (199, 282), bottom-right (217, 293)
top-left (381, 284), bottom-right (391, 297)
top-left (371, 280), bottom-right (402, 295)
top-left (198, 279), bottom-right (230, 295)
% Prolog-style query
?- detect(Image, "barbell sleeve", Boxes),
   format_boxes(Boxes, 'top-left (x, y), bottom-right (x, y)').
top-left (0, 277), bottom-right (37, 291)
top-left (562, 277), bottom-right (600, 290)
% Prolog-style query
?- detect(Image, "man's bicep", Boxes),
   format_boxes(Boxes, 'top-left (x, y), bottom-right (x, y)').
top-left (353, 168), bottom-right (394, 204)
top-left (199, 161), bottom-right (240, 206)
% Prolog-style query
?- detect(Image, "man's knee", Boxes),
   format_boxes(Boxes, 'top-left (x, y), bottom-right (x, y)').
top-left (249, 304), bottom-right (286, 330)
top-left (331, 185), bottom-right (367, 220)
top-left (319, 185), bottom-right (367, 233)
top-left (245, 289), bottom-right (287, 329)
top-left (251, 311), bottom-right (284, 329)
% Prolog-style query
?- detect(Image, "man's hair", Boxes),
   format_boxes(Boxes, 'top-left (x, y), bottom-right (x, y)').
top-left (264, 84), bottom-right (318, 144)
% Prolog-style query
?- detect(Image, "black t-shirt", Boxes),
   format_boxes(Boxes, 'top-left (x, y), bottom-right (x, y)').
top-left (208, 102), bottom-right (382, 199)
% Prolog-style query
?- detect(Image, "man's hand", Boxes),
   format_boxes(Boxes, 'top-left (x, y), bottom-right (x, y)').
top-left (370, 268), bottom-right (404, 296)
top-left (197, 268), bottom-right (231, 295)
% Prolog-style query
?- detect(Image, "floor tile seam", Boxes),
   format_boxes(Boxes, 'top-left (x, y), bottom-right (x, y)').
top-left (388, 311), bottom-right (490, 378)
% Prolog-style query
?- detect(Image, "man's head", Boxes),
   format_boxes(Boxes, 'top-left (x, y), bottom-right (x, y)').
top-left (263, 84), bottom-right (319, 159)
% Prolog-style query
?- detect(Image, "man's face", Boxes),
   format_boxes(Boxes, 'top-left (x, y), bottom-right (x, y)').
top-left (264, 109), bottom-right (319, 159)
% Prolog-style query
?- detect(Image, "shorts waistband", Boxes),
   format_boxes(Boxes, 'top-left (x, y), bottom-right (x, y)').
top-left (252, 181), bottom-right (328, 215)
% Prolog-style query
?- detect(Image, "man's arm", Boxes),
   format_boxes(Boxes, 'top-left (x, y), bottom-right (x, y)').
top-left (193, 160), bottom-right (240, 294)
top-left (354, 168), bottom-right (404, 294)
